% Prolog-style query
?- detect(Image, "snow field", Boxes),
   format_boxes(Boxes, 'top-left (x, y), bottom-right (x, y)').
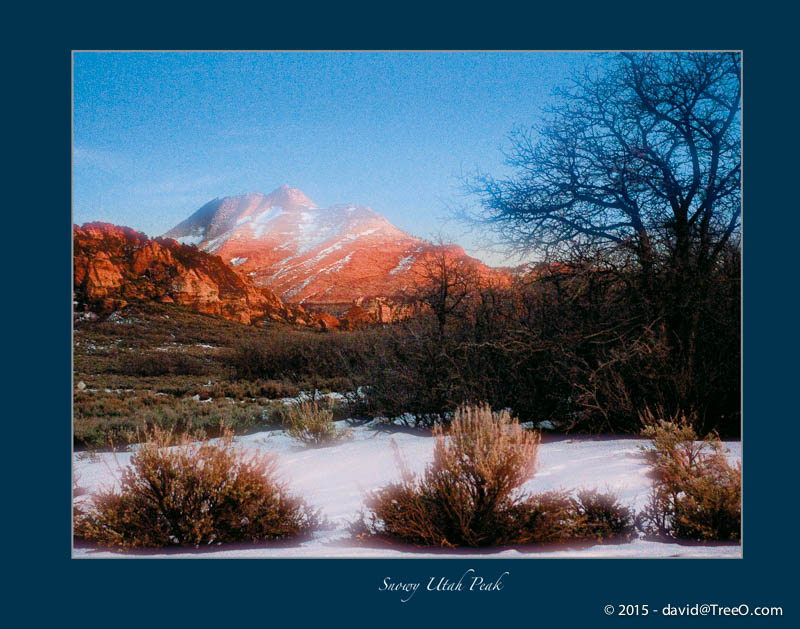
top-left (73, 425), bottom-right (742, 558)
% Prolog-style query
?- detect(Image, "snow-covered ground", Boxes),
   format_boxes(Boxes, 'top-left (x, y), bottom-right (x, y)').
top-left (73, 425), bottom-right (742, 559)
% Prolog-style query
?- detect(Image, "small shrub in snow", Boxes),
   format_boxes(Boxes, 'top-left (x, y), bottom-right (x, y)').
top-left (637, 416), bottom-right (741, 541)
top-left (282, 399), bottom-right (351, 448)
top-left (74, 426), bottom-right (319, 548)
top-left (362, 404), bottom-right (539, 546)
top-left (571, 489), bottom-right (634, 540)
top-left (489, 489), bottom-right (633, 545)
top-left (358, 404), bottom-right (635, 547)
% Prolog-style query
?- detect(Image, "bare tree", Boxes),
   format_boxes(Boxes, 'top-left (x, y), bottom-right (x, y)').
top-left (464, 52), bottom-right (741, 420)
top-left (464, 52), bottom-right (741, 275)
top-left (411, 239), bottom-right (481, 332)
top-left (463, 53), bottom-right (741, 389)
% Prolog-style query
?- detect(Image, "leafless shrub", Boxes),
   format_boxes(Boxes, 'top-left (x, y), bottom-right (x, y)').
top-left (362, 404), bottom-right (539, 546)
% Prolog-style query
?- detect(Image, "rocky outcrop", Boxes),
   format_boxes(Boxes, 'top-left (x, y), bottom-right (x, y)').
top-left (73, 222), bottom-right (338, 327)
top-left (316, 312), bottom-right (341, 331)
top-left (339, 304), bottom-right (374, 330)
top-left (75, 184), bottom-right (514, 330)
top-left (346, 296), bottom-right (417, 326)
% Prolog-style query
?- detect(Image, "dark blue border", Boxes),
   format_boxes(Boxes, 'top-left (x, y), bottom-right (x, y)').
top-left (10, 3), bottom-right (795, 624)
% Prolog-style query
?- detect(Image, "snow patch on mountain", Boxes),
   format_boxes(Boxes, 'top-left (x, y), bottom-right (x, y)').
top-left (343, 227), bottom-right (380, 241)
top-left (175, 228), bottom-right (205, 247)
top-left (320, 252), bottom-right (353, 274)
top-left (390, 252), bottom-right (418, 275)
top-left (251, 206), bottom-right (285, 238)
top-left (294, 211), bottom-right (350, 255)
top-left (202, 230), bottom-right (234, 254)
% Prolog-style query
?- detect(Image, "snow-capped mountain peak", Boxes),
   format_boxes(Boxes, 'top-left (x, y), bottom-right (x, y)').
top-left (163, 187), bottom-right (495, 305)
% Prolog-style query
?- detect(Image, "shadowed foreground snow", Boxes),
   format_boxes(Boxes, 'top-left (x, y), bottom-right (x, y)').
top-left (73, 425), bottom-right (742, 558)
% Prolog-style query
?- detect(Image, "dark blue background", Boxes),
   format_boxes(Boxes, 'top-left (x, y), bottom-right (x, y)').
top-left (8, 2), bottom-right (795, 624)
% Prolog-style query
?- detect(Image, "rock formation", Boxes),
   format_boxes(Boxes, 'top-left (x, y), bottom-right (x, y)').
top-left (74, 222), bottom-right (327, 327)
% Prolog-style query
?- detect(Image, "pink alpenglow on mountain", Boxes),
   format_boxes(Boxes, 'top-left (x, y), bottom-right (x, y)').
top-left (163, 186), bottom-right (498, 306)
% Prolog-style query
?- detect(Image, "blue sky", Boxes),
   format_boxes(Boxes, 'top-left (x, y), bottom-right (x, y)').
top-left (73, 52), bottom-right (593, 265)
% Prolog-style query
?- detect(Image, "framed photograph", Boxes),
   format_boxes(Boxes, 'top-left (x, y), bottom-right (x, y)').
top-left (72, 50), bottom-right (742, 563)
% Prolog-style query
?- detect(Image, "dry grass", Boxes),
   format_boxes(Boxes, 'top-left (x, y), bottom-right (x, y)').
top-left (73, 390), bottom-right (270, 447)
top-left (73, 304), bottom-right (360, 446)
top-left (74, 425), bottom-right (319, 548)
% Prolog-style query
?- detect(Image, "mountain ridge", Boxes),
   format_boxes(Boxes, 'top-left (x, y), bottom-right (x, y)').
top-left (163, 186), bottom-right (502, 305)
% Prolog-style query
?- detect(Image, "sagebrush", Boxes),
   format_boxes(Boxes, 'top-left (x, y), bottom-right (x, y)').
top-left (358, 404), bottom-right (632, 547)
top-left (281, 398), bottom-right (351, 447)
top-left (74, 426), bottom-right (319, 548)
top-left (637, 413), bottom-right (741, 541)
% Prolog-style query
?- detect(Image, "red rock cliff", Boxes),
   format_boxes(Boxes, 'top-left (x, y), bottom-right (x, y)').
top-left (73, 222), bottom-right (326, 326)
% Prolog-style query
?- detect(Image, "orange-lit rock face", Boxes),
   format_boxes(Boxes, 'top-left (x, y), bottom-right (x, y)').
top-left (163, 186), bottom-right (503, 307)
top-left (84, 250), bottom-right (124, 295)
top-left (73, 222), bottom-right (319, 326)
top-left (131, 240), bottom-right (176, 275)
top-left (316, 312), bottom-right (341, 331)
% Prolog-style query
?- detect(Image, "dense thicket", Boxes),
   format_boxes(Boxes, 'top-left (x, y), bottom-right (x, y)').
top-left (364, 247), bottom-right (740, 435)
